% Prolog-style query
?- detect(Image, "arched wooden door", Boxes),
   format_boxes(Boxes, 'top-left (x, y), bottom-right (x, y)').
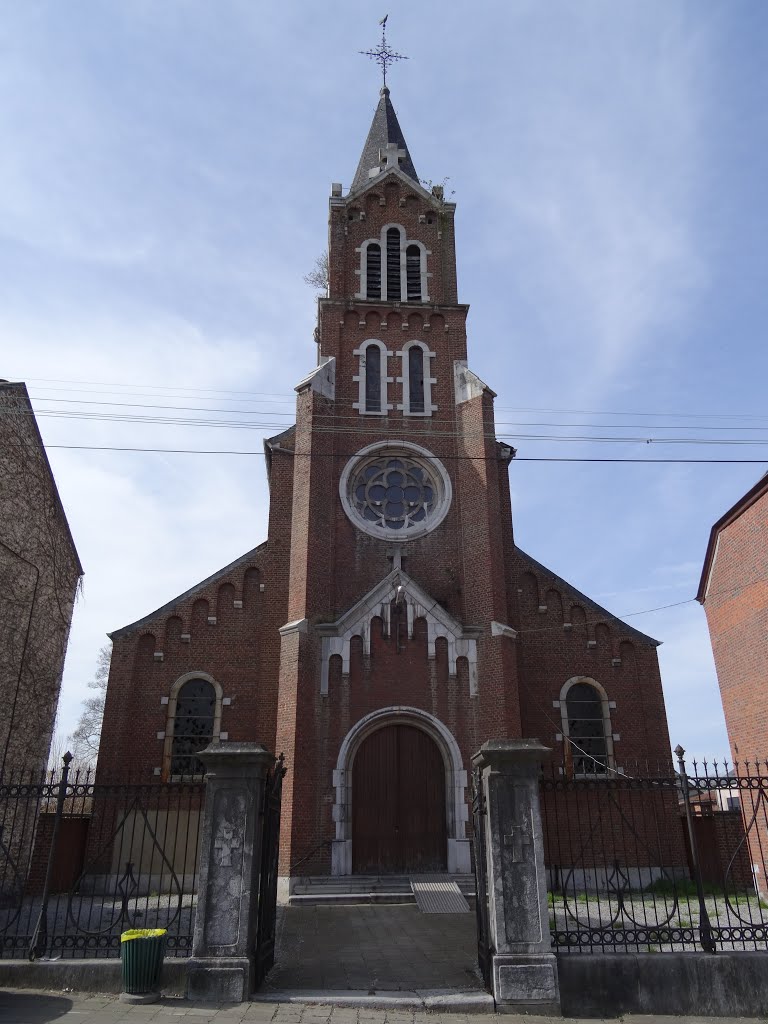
top-left (352, 723), bottom-right (447, 874)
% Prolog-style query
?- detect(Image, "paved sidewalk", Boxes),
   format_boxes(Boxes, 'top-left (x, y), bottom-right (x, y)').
top-left (1, 993), bottom-right (767, 1024)
top-left (263, 905), bottom-right (482, 992)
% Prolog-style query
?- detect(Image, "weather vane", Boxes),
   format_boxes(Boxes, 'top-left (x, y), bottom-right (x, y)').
top-left (360, 15), bottom-right (408, 88)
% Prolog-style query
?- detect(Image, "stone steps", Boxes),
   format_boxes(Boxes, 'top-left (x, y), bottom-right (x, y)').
top-left (289, 873), bottom-right (476, 906)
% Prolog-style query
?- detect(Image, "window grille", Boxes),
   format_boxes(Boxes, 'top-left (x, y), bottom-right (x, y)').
top-left (565, 682), bottom-right (609, 774)
top-left (386, 228), bottom-right (401, 301)
top-left (365, 345), bottom-right (382, 412)
top-left (170, 678), bottom-right (216, 776)
top-left (366, 243), bottom-right (381, 300)
top-left (406, 244), bottom-right (422, 301)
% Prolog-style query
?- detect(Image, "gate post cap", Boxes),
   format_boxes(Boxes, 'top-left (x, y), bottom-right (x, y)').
top-left (197, 741), bottom-right (275, 776)
top-left (472, 738), bottom-right (551, 771)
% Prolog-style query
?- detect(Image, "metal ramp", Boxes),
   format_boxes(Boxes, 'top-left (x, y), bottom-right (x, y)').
top-left (410, 877), bottom-right (471, 913)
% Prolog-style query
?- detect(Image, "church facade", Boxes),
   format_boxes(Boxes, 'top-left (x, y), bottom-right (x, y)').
top-left (98, 88), bottom-right (673, 887)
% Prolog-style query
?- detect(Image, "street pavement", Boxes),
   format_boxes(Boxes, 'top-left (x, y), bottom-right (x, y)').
top-left (1, 993), bottom-right (767, 1024)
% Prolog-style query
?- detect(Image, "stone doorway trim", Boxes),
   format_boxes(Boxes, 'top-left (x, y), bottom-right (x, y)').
top-left (331, 706), bottom-right (470, 876)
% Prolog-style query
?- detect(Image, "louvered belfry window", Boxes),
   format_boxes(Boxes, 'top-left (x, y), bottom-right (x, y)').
top-left (406, 244), bottom-right (422, 301)
top-left (366, 243), bottom-right (381, 300)
top-left (171, 678), bottom-right (216, 776)
top-left (408, 346), bottom-right (425, 413)
top-left (565, 682), bottom-right (609, 774)
top-left (386, 228), bottom-right (401, 301)
top-left (365, 345), bottom-right (382, 412)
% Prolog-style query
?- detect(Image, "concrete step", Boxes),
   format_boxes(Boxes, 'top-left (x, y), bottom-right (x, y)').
top-left (289, 873), bottom-right (477, 906)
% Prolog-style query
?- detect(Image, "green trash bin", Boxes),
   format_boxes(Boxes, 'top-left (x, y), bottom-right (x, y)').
top-left (120, 928), bottom-right (167, 1004)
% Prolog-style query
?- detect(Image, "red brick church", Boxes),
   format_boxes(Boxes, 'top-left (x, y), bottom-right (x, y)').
top-left (98, 86), bottom-right (673, 886)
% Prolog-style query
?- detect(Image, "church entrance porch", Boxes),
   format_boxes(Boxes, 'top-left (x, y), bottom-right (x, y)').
top-left (352, 724), bottom-right (446, 874)
top-left (330, 707), bottom-right (472, 877)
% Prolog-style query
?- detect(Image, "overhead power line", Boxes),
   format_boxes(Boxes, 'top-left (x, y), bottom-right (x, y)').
top-left (18, 395), bottom-right (768, 434)
top-left (28, 418), bottom-right (768, 447)
top-left (42, 443), bottom-right (768, 465)
top-left (10, 375), bottom-right (768, 422)
top-left (9, 406), bottom-right (768, 447)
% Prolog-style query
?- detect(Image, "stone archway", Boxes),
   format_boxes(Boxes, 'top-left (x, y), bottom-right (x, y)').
top-left (330, 706), bottom-right (470, 876)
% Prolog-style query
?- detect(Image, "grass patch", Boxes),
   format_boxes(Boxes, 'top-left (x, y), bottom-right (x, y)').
top-left (644, 878), bottom-right (734, 898)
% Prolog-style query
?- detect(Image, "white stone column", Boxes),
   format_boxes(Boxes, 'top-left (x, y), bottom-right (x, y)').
top-left (187, 742), bottom-right (274, 1003)
top-left (472, 739), bottom-right (561, 1015)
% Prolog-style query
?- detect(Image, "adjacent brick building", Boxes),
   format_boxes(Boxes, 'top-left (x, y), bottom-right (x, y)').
top-left (698, 474), bottom-right (768, 762)
top-left (98, 88), bottom-right (675, 887)
top-left (697, 474), bottom-right (768, 892)
top-left (0, 381), bottom-right (83, 774)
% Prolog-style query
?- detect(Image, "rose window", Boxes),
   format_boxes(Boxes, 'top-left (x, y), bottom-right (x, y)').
top-left (340, 443), bottom-right (451, 541)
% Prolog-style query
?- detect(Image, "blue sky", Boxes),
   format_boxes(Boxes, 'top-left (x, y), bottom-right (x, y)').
top-left (3, 1), bottom-right (767, 760)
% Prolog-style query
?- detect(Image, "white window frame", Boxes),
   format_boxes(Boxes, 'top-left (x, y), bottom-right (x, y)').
top-left (403, 239), bottom-right (430, 303)
top-left (397, 339), bottom-right (437, 417)
top-left (355, 225), bottom-right (430, 303)
top-left (352, 339), bottom-right (393, 416)
top-left (358, 238), bottom-right (383, 301)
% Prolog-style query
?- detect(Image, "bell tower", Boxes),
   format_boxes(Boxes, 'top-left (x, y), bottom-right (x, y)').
top-left (273, 70), bottom-right (524, 883)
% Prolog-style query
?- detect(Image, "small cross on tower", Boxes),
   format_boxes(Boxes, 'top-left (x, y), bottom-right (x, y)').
top-left (380, 142), bottom-right (407, 171)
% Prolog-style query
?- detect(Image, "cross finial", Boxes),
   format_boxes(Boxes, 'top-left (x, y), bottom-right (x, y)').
top-left (360, 15), bottom-right (408, 88)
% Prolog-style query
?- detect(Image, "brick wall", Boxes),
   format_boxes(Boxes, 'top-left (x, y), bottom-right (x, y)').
top-left (701, 486), bottom-right (768, 893)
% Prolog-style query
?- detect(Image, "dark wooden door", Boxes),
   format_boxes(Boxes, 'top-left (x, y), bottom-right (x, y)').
top-left (352, 724), bottom-right (446, 874)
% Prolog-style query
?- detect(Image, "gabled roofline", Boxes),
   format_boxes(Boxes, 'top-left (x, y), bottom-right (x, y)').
top-left (345, 165), bottom-right (446, 207)
top-left (515, 546), bottom-right (660, 647)
top-left (109, 540), bottom-right (268, 639)
top-left (0, 381), bottom-right (83, 577)
top-left (317, 565), bottom-right (471, 640)
top-left (696, 471), bottom-right (768, 604)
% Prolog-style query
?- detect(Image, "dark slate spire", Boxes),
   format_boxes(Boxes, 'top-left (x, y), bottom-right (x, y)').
top-left (350, 87), bottom-right (419, 193)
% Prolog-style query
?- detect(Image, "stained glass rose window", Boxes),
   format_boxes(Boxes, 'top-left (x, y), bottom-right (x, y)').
top-left (340, 443), bottom-right (451, 541)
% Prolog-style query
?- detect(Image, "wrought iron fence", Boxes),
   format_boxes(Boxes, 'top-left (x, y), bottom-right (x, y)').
top-left (0, 755), bottom-right (204, 959)
top-left (254, 753), bottom-right (287, 988)
top-left (541, 748), bottom-right (768, 954)
top-left (470, 765), bottom-right (492, 988)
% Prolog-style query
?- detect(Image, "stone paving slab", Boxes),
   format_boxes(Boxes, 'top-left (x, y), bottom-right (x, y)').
top-left (1, 993), bottom-right (767, 1024)
top-left (263, 906), bottom-right (482, 993)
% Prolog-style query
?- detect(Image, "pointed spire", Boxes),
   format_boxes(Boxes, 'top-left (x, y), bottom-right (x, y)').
top-left (350, 87), bottom-right (419, 193)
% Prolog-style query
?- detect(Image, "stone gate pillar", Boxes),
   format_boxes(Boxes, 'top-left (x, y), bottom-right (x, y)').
top-left (187, 742), bottom-right (274, 1003)
top-left (472, 739), bottom-right (560, 1015)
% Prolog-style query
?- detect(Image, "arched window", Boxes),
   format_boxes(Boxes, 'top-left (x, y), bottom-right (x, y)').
top-left (366, 243), bottom-right (381, 300)
top-left (560, 678), bottom-right (613, 775)
top-left (357, 228), bottom-right (430, 303)
top-left (408, 345), bottom-right (425, 413)
top-left (353, 340), bottom-right (391, 416)
top-left (386, 228), bottom-right (401, 301)
top-left (406, 244), bottom-right (422, 301)
top-left (168, 677), bottom-right (219, 777)
top-left (399, 341), bottom-right (435, 417)
top-left (365, 344), bottom-right (381, 412)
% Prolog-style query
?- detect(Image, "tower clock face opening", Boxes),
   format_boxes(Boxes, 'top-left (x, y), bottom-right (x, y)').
top-left (340, 441), bottom-right (452, 541)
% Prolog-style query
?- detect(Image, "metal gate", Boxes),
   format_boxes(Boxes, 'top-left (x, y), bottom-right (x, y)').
top-left (254, 753), bottom-right (286, 988)
top-left (471, 765), bottom-right (493, 989)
